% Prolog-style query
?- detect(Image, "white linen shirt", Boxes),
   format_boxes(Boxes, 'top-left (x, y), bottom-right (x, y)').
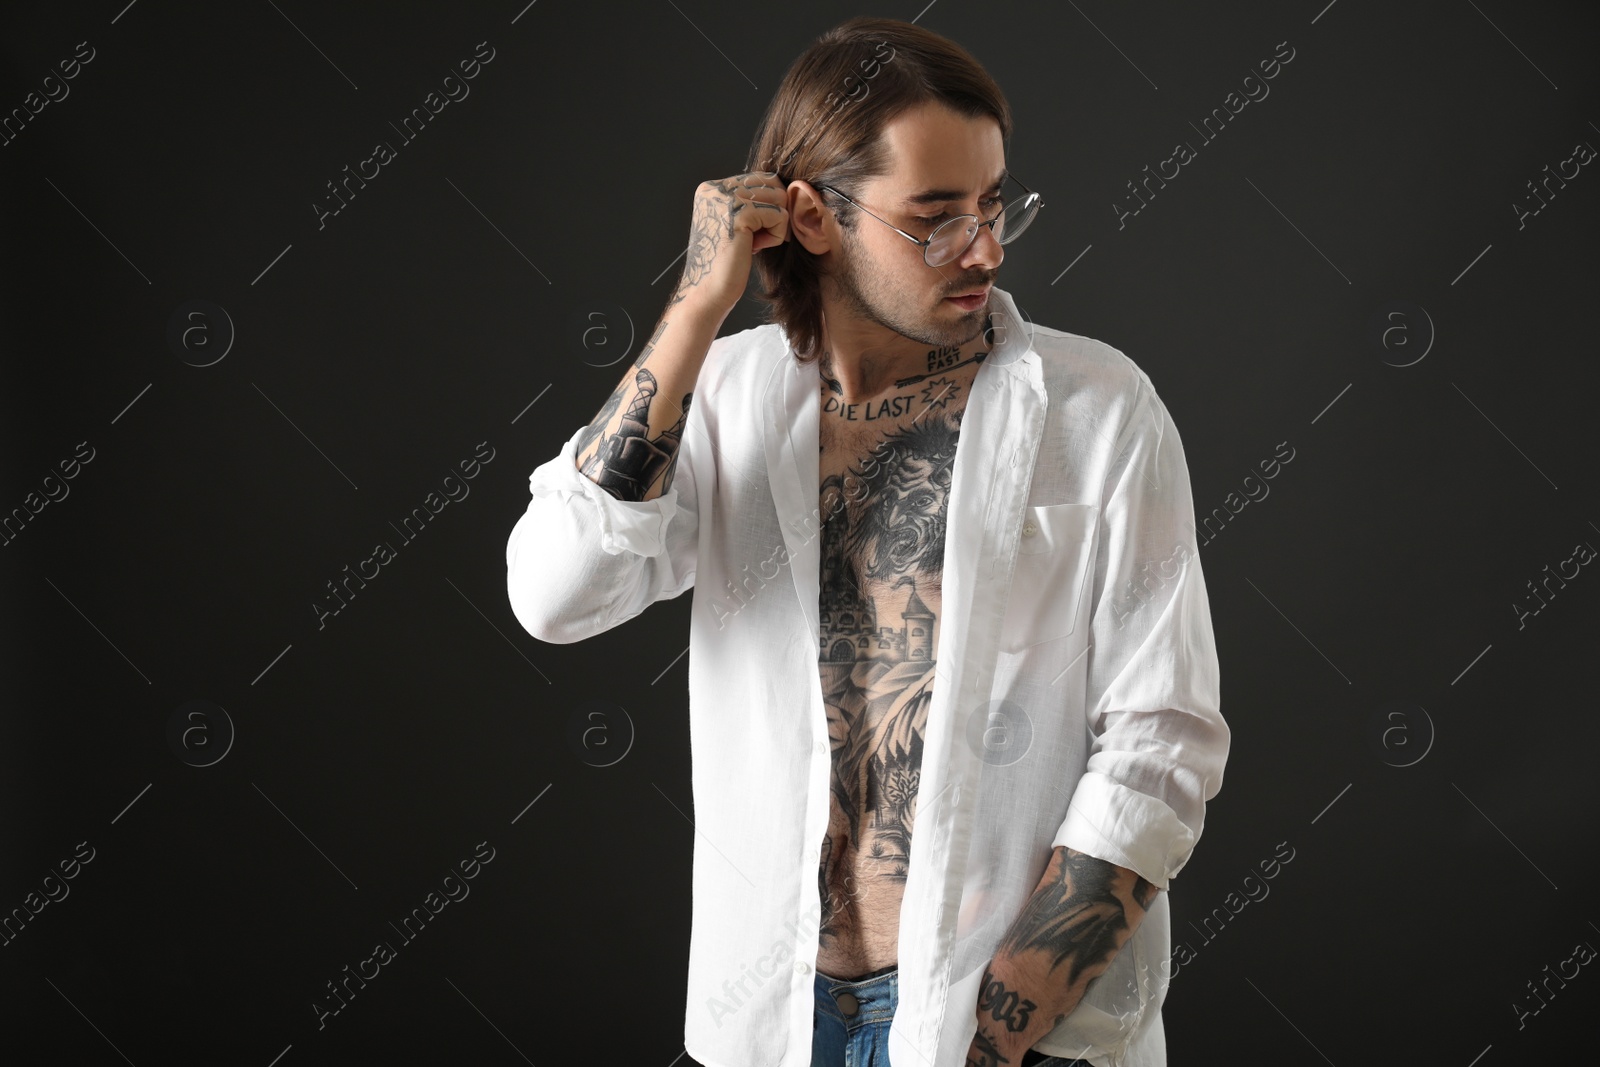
top-left (505, 286), bottom-right (1228, 1067)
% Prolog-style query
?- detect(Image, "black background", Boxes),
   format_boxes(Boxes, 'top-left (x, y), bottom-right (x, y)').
top-left (3, 1), bottom-right (1597, 1064)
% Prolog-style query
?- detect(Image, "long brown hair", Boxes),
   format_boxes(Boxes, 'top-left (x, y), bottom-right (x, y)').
top-left (745, 17), bottom-right (1012, 364)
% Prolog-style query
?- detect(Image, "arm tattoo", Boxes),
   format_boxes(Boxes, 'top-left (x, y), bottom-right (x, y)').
top-left (576, 315), bottom-right (670, 466)
top-left (666, 174), bottom-right (772, 310)
top-left (966, 1022), bottom-right (1014, 1067)
top-left (576, 369), bottom-right (691, 501)
top-left (997, 848), bottom-right (1157, 986)
top-left (575, 313), bottom-right (690, 501)
top-left (669, 215), bottom-right (718, 310)
top-left (977, 966), bottom-right (1038, 1033)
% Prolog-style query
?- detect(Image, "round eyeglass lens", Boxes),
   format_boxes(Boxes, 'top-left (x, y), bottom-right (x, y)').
top-left (925, 196), bottom-right (1039, 266)
top-left (997, 195), bottom-right (1039, 244)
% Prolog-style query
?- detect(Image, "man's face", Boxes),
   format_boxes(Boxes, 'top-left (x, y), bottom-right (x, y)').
top-left (826, 101), bottom-right (1007, 350)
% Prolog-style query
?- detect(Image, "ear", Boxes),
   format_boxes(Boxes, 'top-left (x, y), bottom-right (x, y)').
top-left (785, 179), bottom-right (834, 255)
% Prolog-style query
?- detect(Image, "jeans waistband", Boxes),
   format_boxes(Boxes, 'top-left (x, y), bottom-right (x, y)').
top-left (813, 964), bottom-right (899, 1024)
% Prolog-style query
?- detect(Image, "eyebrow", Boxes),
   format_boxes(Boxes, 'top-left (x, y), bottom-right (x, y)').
top-left (900, 169), bottom-right (1008, 207)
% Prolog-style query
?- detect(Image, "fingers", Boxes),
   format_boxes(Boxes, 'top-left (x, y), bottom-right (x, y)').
top-left (732, 171), bottom-right (789, 247)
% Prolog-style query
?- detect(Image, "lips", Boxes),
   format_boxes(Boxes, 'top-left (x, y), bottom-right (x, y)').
top-left (947, 285), bottom-right (992, 299)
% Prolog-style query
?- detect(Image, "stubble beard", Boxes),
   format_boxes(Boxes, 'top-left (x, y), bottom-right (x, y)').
top-left (829, 233), bottom-right (989, 352)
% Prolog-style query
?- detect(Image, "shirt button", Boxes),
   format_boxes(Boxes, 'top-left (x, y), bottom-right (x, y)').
top-left (815, 741), bottom-right (827, 755)
top-left (794, 961), bottom-right (811, 975)
top-left (1022, 522), bottom-right (1037, 536)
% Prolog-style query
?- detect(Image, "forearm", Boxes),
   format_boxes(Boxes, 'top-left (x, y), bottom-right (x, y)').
top-left (574, 173), bottom-right (758, 504)
top-left (967, 846), bottom-right (1159, 1066)
top-left (572, 295), bottom-right (725, 503)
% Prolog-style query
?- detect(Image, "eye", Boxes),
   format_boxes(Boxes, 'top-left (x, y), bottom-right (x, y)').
top-left (917, 197), bottom-right (1005, 225)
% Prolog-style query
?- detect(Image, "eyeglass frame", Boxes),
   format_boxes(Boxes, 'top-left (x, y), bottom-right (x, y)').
top-left (812, 173), bottom-right (1043, 266)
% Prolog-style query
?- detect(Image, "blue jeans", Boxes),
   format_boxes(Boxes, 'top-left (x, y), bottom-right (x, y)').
top-left (811, 964), bottom-right (1093, 1066)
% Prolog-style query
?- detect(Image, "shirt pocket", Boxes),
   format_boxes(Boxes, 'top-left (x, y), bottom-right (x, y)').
top-left (999, 502), bottom-right (1100, 653)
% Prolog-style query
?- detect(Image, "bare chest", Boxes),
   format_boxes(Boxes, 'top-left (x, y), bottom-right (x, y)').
top-left (816, 422), bottom-right (955, 648)
top-left (810, 366), bottom-right (979, 972)
top-left (815, 353), bottom-right (980, 649)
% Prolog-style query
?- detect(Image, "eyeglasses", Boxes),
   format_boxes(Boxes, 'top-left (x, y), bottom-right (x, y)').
top-left (815, 173), bottom-right (1043, 268)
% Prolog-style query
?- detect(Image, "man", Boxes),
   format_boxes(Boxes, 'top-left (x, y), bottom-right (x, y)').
top-left (506, 16), bottom-right (1227, 1067)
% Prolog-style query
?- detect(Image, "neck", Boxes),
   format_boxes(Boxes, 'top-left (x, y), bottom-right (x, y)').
top-left (816, 324), bottom-right (991, 405)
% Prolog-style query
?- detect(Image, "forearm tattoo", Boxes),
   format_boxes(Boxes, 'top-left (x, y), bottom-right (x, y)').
top-left (966, 966), bottom-right (1041, 1067)
top-left (966, 1018), bottom-right (1014, 1067)
top-left (576, 370), bottom-right (691, 502)
top-left (574, 174), bottom-right (775, 502)
top-left (998, 848), bottom-right (1158, 987)
top-left (977, 966), bottom-right (1037, 1033)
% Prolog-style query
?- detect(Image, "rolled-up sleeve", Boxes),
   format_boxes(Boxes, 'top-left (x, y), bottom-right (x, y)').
top-left (505, 410), bottom-right (701, 645)
top-left (1051, 370), bottom-right (1228, 890)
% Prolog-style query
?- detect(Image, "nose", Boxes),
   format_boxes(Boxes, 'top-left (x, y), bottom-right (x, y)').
top-left (954, 219), bottom-right (1003, 272)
